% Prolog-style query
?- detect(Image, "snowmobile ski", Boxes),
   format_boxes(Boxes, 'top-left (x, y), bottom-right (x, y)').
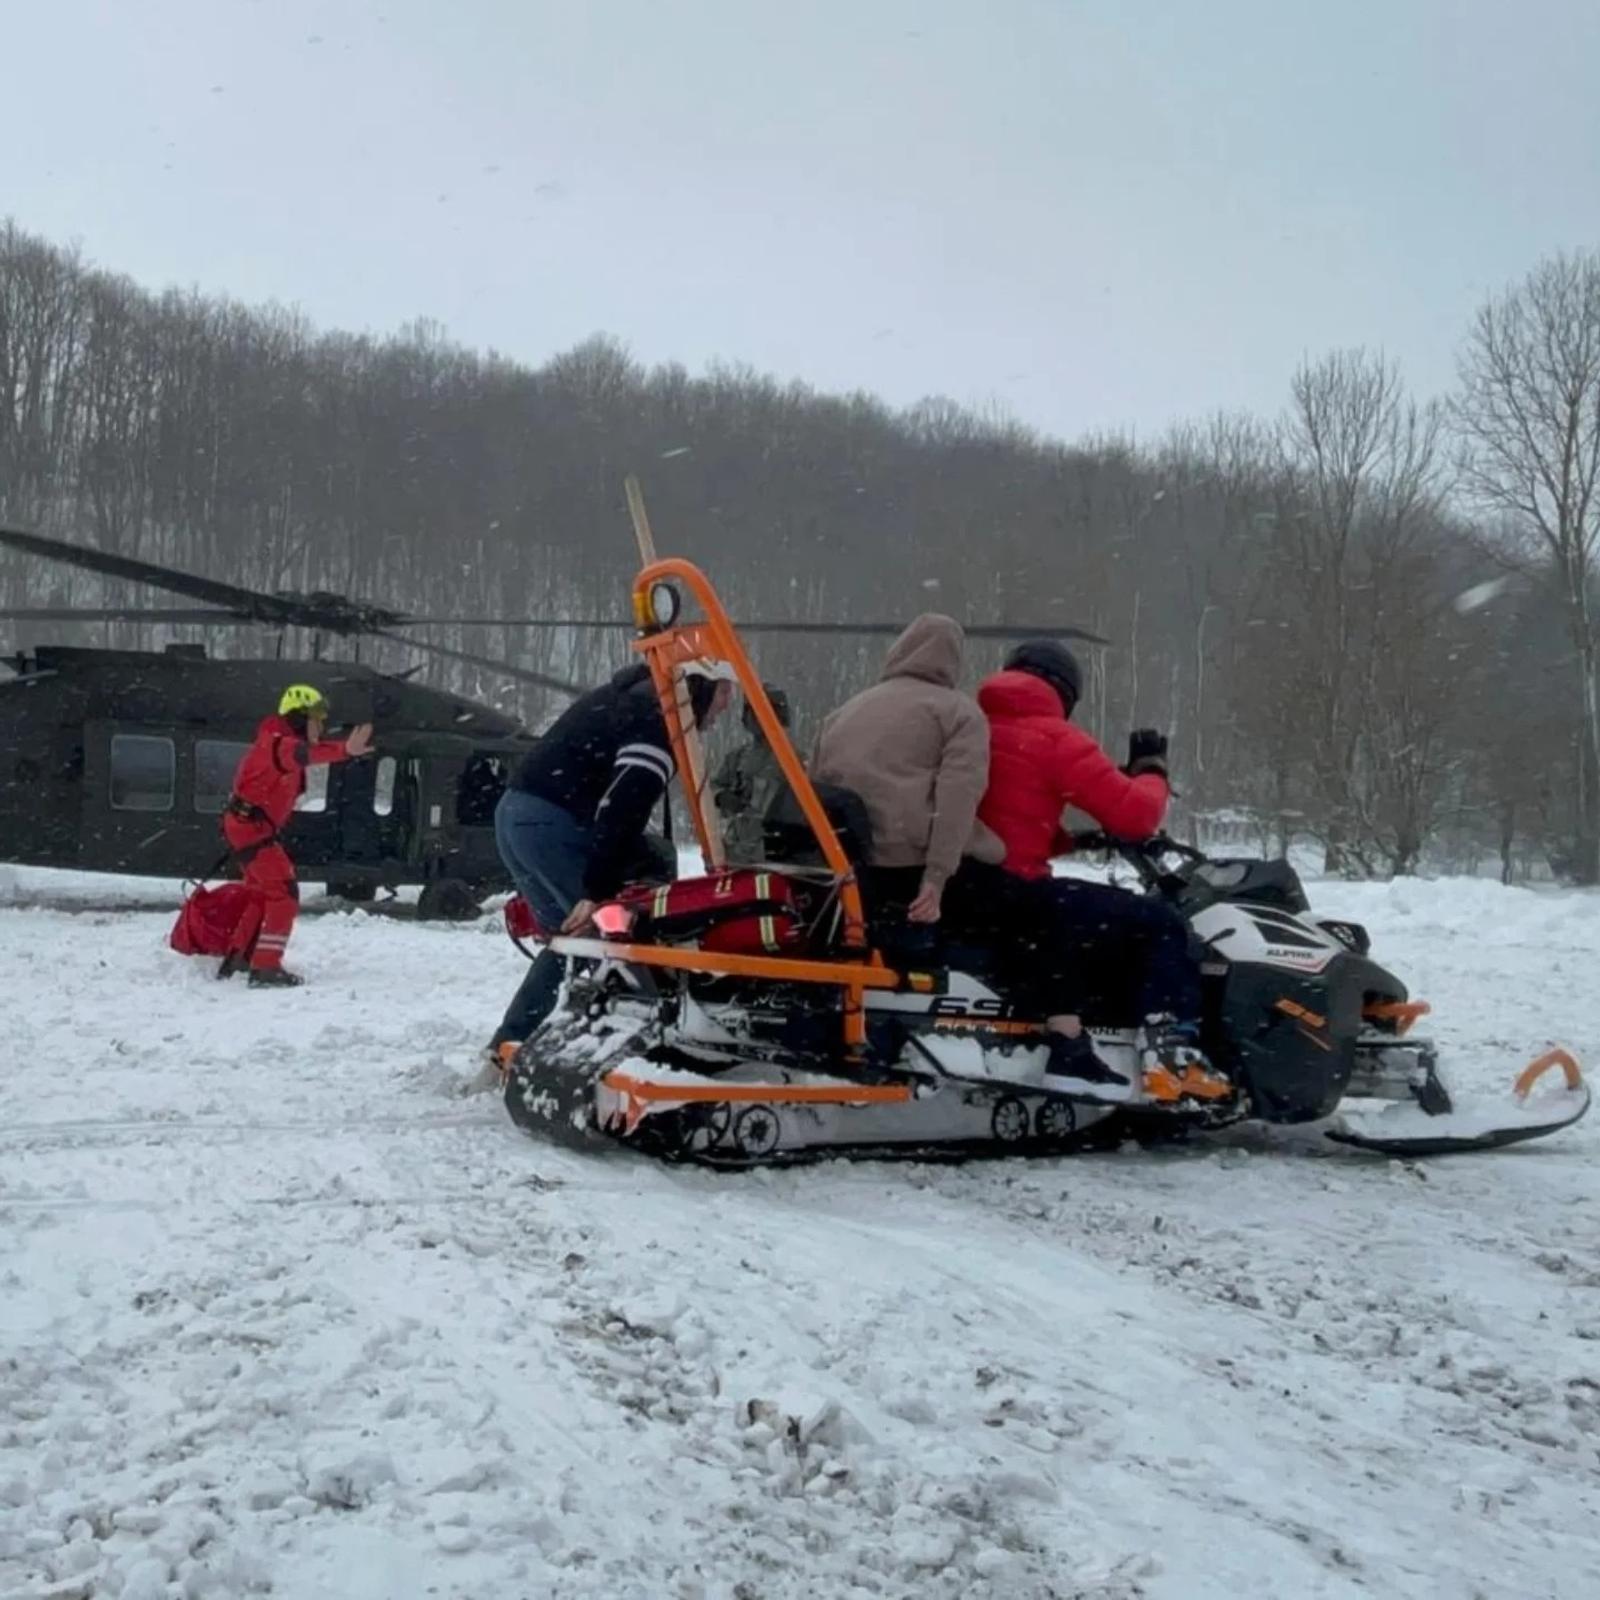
top-left (1326, 1048), bottom-right (1590, 1156)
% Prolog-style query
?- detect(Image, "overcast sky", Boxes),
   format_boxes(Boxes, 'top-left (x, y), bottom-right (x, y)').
top-left (3, 0), bottom-right (1595, 443)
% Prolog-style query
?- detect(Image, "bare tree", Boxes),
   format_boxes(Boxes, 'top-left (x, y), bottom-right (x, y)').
top-left (1455, 250), bottom-right (1600, 881)
top-left (0, 218), bottom-right (1578, 876)
top-left (1259, 350), bottom-right (1448, 870)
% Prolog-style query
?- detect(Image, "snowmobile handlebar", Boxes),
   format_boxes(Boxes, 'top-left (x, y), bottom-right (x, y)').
top-left (1065, 831), bottom-right (1204, 891)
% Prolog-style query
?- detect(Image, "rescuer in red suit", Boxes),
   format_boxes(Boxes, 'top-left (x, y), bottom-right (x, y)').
top-left (220, 684), bottom-right (375, 987)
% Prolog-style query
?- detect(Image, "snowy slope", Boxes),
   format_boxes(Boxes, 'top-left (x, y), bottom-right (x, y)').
top-left (2, 877), bottom-right (1599, 1600)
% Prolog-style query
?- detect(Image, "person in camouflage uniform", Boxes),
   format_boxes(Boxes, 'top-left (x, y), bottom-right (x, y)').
top-left (712, 683), bottom-right (791, 865)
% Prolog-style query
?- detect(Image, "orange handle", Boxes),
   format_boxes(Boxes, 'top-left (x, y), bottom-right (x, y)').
top-left (1513, 1047), bottom-right (1584, 1099)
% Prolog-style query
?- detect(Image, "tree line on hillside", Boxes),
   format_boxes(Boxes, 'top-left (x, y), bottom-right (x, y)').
top-left (1, 220), bottom-right (1597, 881)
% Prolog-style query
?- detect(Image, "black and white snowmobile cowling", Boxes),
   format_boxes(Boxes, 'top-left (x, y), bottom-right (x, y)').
top-left (1143, 836), bottom-right (1587, 1153)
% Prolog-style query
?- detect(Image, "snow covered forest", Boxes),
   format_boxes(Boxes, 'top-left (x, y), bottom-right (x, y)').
top-left (2, 220), bottom-right (1598, 882)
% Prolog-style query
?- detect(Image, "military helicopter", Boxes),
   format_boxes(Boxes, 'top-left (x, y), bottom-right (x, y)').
top-left (0, 520), bottom-right (1104, 919)
top-left (0, 527), bottom-right (594, 917)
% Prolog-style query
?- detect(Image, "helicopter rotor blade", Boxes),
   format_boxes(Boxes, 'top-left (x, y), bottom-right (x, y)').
top-left (3, 523), bottom-right (1111, 708)
top-left (0, 605), bottom-right (241, 624)
top-left (0, 527), bottom-right (407, 634)
top-left (746, 620), bottom-right (1110, 644)
top-left (394, 616), bottom-right (1110, 644)
top-left (371, 630), bottom-right (586, 698)
top-left (5, 528), bottom-right (1108, 643)
top-left (3, 602), bottom-right (1106, 646)
top-left (0, 526), bottom-right (296, 617)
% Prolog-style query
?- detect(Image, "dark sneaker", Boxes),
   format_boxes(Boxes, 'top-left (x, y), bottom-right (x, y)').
top-left (248, 967), bottom-right (305, 989)
top-left (216, 955), bottom-right (243, 981)
top-left (1139, 1016), bottom-right (1233, 1104)
top-left (1042, 1030), bottom-right (1136, 1103)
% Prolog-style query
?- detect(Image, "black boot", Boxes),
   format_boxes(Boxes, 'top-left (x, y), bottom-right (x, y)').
top-left (1042, 1030), bottom-right (1135, 1103)
top-left (216, 955), bottom-right (243, 981)
top-left (248, 966), bottom-right (305, 989)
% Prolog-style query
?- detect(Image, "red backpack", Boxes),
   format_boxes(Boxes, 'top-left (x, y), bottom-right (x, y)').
top-left (170, 882), bottom-right (263, 958)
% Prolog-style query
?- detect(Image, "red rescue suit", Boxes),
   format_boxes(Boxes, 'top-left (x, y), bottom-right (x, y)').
top-left (222, 715), bottom-right (352, 970)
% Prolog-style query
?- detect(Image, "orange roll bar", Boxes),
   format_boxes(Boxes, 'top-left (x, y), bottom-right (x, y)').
top-left (549, 934), bottom-right (902, 990)
top-left (628, 558), bottom-right (885, 1050)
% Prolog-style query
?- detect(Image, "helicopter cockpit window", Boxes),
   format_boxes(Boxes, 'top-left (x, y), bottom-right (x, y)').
top-left (296, 764), bottom-right (329, 813)
top-left (110, 735), bottom-right (175, 812)
top-left (194, 739), bottom-right (251, 814)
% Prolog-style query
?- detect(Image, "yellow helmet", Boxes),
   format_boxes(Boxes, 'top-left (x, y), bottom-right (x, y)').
top-left (278, 684), bottom-right (329, 718)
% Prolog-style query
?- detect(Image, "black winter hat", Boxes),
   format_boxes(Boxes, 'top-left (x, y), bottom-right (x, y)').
top-left (1005, 638), bottom-right (1083, 716)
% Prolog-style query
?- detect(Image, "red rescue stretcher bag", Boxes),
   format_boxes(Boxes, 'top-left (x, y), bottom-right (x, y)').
top-left (170, 882), bottom-right (262, 958)
top-left (615, 869), bottom-right (806, 956)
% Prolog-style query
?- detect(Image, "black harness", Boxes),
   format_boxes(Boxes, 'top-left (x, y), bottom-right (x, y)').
top-left (211, 795), bottom-right (279, 874)
top-left (225, 795), bottom-right (272, 828)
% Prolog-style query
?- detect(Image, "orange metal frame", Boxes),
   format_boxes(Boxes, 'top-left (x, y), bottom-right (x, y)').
top-left (550, 935), bottom-right (901, 991)
top-left (604, 1069), bottom-right (912, 1107)
top-left (547, 557), bottom-right (893, 1052)
top-left (1362, 999), bottom-right (1431, 1037)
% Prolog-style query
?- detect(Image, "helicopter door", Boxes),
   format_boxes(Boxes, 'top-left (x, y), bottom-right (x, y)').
top-left (82, 719), bottom-right (198, 877)
top-left (336, 752), bottom-right (383, 863)
top-left (375, 756), bottom-right (424, 865)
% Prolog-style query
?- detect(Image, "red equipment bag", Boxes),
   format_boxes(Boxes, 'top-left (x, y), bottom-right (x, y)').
top-left (503, 894), bottom-right (553, 958)
top-left (616, 869), bottom-right (806, 956)
top-left (170, 881), bottom-right (262, 958)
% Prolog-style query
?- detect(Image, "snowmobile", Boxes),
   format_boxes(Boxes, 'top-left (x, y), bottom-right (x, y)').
top-left (504, 558), bottom-right (1589, 1167)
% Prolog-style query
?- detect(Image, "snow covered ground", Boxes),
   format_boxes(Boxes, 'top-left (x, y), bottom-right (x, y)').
top-left (3, 871), bottom-right (1599, 1599)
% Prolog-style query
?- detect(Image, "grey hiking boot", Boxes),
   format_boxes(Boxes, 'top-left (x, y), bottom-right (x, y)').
top-left (1138, 1015), bottom-right (1233, 1105)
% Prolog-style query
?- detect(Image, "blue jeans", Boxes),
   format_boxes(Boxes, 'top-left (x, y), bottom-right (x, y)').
top-left (491, 790), bottom-right (591, 1047)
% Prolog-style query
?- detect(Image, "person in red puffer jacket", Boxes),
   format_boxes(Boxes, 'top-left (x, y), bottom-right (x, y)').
top-left (967, 640), bottom-right (1220, 1103)
top-left (220, 684), bottom-right (375, 987)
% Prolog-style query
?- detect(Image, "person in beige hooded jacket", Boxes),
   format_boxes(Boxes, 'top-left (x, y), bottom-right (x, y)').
top-left (811, 614), bottom-right (997, 924)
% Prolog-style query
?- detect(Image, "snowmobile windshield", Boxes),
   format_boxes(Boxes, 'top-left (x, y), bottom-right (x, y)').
top-left (1176, 856), bottom-right (1310, 914)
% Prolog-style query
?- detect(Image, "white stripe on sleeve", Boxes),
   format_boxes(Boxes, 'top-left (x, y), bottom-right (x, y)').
top-left (615, 743), bottom-right (673, 781)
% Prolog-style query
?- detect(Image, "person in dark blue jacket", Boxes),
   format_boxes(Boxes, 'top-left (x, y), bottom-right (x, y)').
top-left (487, 658), bottom-right (735, 1057)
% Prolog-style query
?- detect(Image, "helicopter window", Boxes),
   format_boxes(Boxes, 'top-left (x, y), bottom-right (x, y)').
top-left (373, 756), bottom-right (396, 816)
top-left (109, 735), bottom-right (175, 812)
top-left (194, 739), bottom-right (251, 813)
top-left (457, 752), bottom-right (509, 826)
top-left (296, 764), bottom-right (329, 814)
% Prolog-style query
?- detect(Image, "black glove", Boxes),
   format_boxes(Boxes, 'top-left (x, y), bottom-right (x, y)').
top-left (1126, 728), bottom-right (1168, 778)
